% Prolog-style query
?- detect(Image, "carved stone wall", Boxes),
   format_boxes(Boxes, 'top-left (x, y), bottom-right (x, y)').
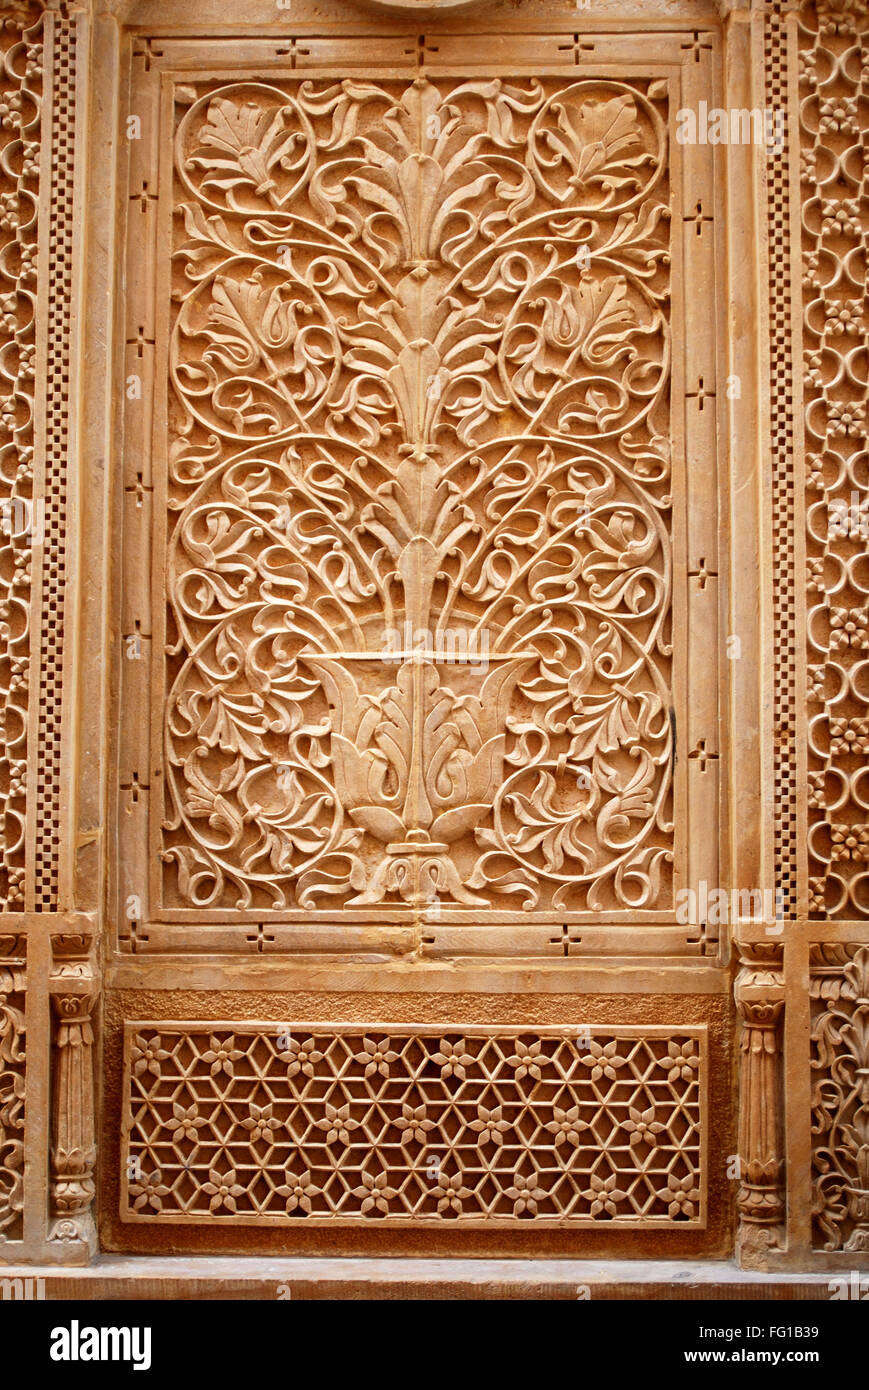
top-left (783, 0), bottom-right (869, 1268)
top-left (0, 7), bottom-right (39, 913)
top-left (811, 944), bottom-right (869, 1253)
top-left (160, 73), bottom-right (675, 924)
top-left (0, 0), bottom-right (88, 1268)
top-left (0, 0), bottom-right (865, 1280)
top-left (99, 0), bottom-right (732, 1261)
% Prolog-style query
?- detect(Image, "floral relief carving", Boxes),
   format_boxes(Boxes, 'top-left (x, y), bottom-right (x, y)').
top-left (811, 944), bottom-right (869, 1251)
top-left (0, 11), bottom-right (40, 909)
top-left (121, 1024), bottom-right (705, 1227)
top-left (0, 934), bottom-right (25, 1241)
top-left (161, 75), bottom-right (674, 918)
top-left (799, 1), bottom-right (869, 919)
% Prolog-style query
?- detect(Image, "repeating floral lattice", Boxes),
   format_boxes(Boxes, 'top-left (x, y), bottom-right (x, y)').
top-left (800, 1), bottom-right (869, 919)
top-left (122, 1024), bottom-right (704, 1226)
top-left (0, 10), bottom-right (41, 910)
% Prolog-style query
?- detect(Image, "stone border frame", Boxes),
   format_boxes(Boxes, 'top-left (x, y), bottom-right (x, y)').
top-left (111, 27), bottom-right (724, 960)
top-left (7, 0), bottom-right (858, 1273)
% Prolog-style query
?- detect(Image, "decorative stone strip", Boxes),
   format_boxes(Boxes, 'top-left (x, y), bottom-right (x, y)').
top-left (0, 933), bottom-right (25, 1244)
top-left (810, 943), bottom-right (869, 1252)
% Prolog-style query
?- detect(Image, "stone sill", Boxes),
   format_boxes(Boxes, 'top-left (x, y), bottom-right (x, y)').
top-left (0, 1256), bottom-right (840, 1300)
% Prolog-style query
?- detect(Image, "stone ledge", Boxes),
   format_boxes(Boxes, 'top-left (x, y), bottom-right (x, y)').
top-left (0, 1257), bottom-right (842, 1300)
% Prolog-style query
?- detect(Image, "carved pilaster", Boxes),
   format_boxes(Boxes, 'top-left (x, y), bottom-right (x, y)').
top-left (48, 936), bottom-right (96, 1251)
top-left (735, 943), bottom-right (785, 1267)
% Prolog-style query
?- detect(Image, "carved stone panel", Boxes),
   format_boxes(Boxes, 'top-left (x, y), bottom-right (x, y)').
top-left (0, 933), bottom-right (25, 1244)
top-left (0, 8), bottom-right (41, 912)
top-left (116, 30), bottom-right (723, 960)
top-left (810, 943), bottom-right (869, 1253)
top-left (120, 1021), bottom-right (707, 1228)
top-left (799, 2), bottom-right (869, 922)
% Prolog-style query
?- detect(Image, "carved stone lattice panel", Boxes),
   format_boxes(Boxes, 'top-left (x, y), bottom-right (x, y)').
top-left (120, 1022), bottom-right (706, 1227)
top-left (117, 33), bottom-right (722, 956)
top-left (810, 944), bottom-right (869, 1253)
top-left (799, 2), bottom-right (869, 921)
top-left (0, 934), bottom-right (25, 1243)
top-left (0, 10), bottom-right (41, 911)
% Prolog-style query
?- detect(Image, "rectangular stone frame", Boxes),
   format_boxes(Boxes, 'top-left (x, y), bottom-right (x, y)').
top-left (113, 27), bottom-right (725, 962)
top-left (100, 0), bottom-right (728, 1257)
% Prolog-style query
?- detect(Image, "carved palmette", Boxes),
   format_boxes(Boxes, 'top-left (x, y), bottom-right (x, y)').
top-left (161, 75), bottom-right (675, 919)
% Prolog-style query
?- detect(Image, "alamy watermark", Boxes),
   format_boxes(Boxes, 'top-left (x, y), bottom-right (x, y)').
top-left (0, 496), bottom-right (44, 543)
top-left (50, 1321), bottom-right (152, 1371)
top-left (676, 880), bottom-right (784, 933)
top-left (381, 623), bottom-right (490, 674)
top-left (1, 1276), bottom-right (45, 1300)
top-left (676, 103), bottom-right (785, 151)
top-left (828, 491), bottom-right (869, 541)
top-left (828, 1271), bottom-right (869, 1300)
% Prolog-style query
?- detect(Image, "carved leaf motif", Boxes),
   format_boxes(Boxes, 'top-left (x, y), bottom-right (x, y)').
top-left (543, 94), bottom-right (651, 198)
top-left (188, 97), bottom-right (309, 206)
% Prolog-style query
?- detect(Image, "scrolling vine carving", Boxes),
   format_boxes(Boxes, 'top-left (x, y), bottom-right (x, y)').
top-left (811, 944), bottom-right (869, 1252)
top-left (0, 934), bottom-right (25, 1241)
top-left (160, 75), bottom-right (674, 917)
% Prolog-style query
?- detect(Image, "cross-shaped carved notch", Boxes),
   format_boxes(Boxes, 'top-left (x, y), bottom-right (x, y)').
top-left (127, 919), bottom-right (149, 954)
top-left (687, 376), bottom-right (715, 411)
top-left (246, 924), bottom-right (276, 953)
top-left (131, 181), bottom-right (157, 215)
top-left (687, 199), bottom-right (714, 238)
top-left (688, 739), bottom-right (719, 774)
top-left (549, 924), bottom-right (583, 957)
top-left (681, 31), bottom-right (714, 63)
top-left (689, 558), bottom-right (718, 592)
top-left (557, 34), bottom-right (596, 66)
top-left (127, 324), bottom-right (154, 359)
top-left (132, 39), bottom-right (164, 74)
top-left (276, 38), bottom-right (311, 68)
top-left (405, 35), bottom-right (439, 67)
